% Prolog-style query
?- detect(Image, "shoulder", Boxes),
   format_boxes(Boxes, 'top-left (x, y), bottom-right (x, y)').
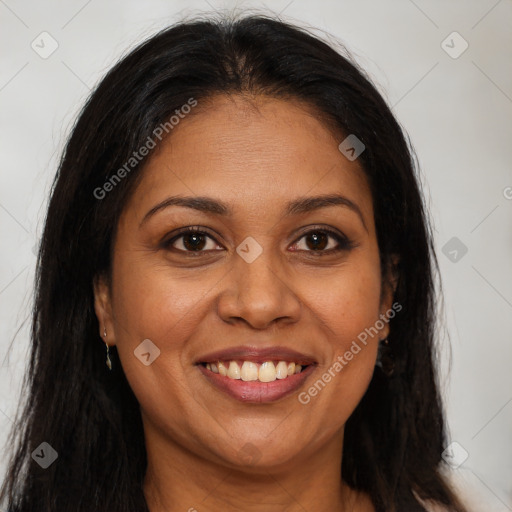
top-left (417, 497), bottom-right (467, 512)
top-left (421, 503), bottom-right (451, 512)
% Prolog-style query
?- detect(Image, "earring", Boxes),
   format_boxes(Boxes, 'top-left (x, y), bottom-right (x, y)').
top-left (103, 327), bottom-right (112, 370)
top-left (376, 337), bottom-right (395, 377)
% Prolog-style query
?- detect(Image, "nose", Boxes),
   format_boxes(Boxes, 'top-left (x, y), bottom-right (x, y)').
top-left (217, 253), bottom-right (302, 330)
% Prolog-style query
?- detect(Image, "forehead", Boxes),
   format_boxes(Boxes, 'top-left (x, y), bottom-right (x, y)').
top-left (124, 94), bottom-right (374, 225)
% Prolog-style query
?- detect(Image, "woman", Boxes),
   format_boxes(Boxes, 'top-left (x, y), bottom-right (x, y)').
top-left (0, 14), bottom-right (468, 512)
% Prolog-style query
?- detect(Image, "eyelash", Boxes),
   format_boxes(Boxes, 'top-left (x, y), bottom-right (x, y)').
top-left (162, 226), bottom-right (355, 255)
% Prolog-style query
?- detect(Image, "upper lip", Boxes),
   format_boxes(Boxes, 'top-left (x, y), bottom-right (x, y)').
top-left (196, 345), bottom-right (317, 366)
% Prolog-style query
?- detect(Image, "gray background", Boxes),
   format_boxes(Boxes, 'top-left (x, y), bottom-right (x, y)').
top-left (1, 0), bottom-right (511, 510)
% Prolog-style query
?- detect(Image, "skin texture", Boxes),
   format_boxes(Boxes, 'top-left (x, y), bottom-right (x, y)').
top-left (94, 94), bottom-right (397, 511)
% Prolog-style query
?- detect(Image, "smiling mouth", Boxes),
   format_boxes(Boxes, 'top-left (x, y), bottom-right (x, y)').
top-left (200, 360), bottom-right (309, 383)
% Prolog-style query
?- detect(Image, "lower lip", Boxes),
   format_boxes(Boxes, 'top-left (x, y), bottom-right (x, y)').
top-left (198, 364), bottom-right (315, 403)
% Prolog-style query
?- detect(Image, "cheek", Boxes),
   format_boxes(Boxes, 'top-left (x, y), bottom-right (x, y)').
top-left (108, 258), bottom-right (217, 431)
top-left (109, 254), bottom-right (220, 392)
top-left (296, 252), bottom-right (382, 419)
top-left (305, 255), bottom-right (383, 351)
top-left (111, 256), bottom-right (213, 340)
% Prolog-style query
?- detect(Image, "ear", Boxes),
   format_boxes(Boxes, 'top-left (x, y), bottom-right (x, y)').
top-left (379, 254), bottom-right (400, 339)
top-left (93, 273), bottom-right (116, 346)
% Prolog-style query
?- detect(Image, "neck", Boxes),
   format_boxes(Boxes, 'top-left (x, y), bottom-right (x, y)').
top-left (142, 425), bottom-right (373, 512)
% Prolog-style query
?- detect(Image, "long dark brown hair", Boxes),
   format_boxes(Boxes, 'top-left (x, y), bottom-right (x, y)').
top-left (1, 13), bottom-right (466, 512)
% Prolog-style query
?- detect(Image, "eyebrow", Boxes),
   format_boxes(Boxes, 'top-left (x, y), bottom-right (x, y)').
top-left (140, 194), bottom-right (367, 232)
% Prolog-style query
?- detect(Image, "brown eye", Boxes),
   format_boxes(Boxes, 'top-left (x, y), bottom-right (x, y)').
top-left (182, 233), bottom-right (207, 251)
top-left (289, 228), bottom-right (355, 255)
top-left (304, 232), bottom-right (329, 251)
top-left (166, 228), bottom-right (223, 253)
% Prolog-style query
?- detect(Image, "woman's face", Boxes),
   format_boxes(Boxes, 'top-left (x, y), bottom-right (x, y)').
top-left (95, 94), bottom-right (395, 471)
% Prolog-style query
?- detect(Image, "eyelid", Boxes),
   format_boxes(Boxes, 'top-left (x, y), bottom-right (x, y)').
top-left (162, 226), bottom-right (225, 250)
top-left (289, 225), bottom-right (355, 252)
top-left (162, 224), bottom-right (355, 253)
top-left (291, 224), bottom-right (349, 242)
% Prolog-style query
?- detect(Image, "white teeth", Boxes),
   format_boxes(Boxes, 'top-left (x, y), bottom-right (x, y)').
top-left (275, 361), bottom-right (288, 379)
top-left (259, 361), bottom-right (277, 382)
top-left (227, 361), bottom-right (241, 379)
top-left (206, 360), bottom-right (308, 381)
top-left (241, 361), bottom-right (259, 381)
top-left (218, 361), bottom-right (228, 376)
